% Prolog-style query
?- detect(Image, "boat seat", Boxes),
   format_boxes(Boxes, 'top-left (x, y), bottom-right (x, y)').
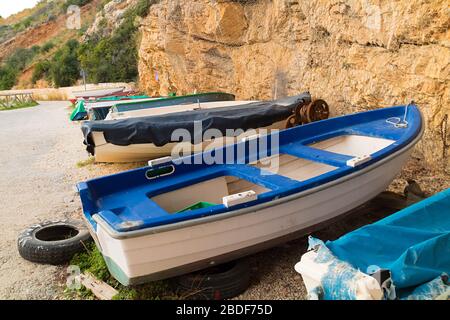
top-left (280, 143), bottom-right (353, 168)
top-left (99, 193), bottom-right (170, 230)
top-left (230, 164), bottom-right (299, 191)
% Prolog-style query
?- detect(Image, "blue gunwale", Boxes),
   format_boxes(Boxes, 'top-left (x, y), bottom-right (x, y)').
top-left (78, 105), bottom-right (422, 232)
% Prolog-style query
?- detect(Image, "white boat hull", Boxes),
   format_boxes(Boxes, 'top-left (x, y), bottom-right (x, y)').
top-left (91, 119), bottom-right (286, 163)
top-left (105, 100), bottom-right (258, 120)
top-left (93, 144), bottom-right (413, 285)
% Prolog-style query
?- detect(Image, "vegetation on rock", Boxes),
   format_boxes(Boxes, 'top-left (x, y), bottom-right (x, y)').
top-left (78, 0), bottom-right (154, 84)
top-left (49, 39), bottom-right (81, 87)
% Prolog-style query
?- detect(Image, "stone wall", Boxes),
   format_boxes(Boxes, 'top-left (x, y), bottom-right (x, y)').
top-left (138, 0), bottom-right (449, 169)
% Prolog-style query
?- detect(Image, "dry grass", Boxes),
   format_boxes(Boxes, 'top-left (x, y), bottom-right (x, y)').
top-left (33, 91), bottom-right (69, 101)
top-left (76, 157), bottom-right (95, 168)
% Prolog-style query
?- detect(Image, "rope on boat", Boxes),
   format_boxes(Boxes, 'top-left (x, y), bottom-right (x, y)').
top-left (386, 101), bottom-right (413, 128)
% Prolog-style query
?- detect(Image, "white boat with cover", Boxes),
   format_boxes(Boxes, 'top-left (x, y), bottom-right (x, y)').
top-left (81, 94), bottom-right (312, 162)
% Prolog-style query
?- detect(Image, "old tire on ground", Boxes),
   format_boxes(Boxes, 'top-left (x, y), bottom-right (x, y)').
top-left (176, 259), bottom-right (251, 300)
top-left (17, 220), bottom-right (92, 265)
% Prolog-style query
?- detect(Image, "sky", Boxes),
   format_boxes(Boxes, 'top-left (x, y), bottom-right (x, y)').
top-left (0, 0), bottom-right (40, 18)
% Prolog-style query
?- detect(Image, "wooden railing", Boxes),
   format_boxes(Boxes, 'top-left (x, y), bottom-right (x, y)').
top-left (0, 92), bottom-right (35, 108)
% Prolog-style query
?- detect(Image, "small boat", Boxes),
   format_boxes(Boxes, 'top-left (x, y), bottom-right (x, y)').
top-left (86, 92), bottom-right (236, 121)
top-left (85, 96), bottom-right (155, 120)
top-left (106, 100), bottom-right (259, 120)
top-left (110, 92), bottom-right (236, 114)
top-left (72, 87), bottom-right (126, 99)
top-left (81, 93), bottom-right (312, 162)
top-left (71, 96), bottom-right (153, 121)
top-left (77, 103), bottom-right (423, 285)
top-left (295, 188), bottom-right (450, 300)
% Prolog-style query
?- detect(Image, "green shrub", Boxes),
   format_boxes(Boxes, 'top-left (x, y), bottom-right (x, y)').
top-left (78, 24), bottom-right (138, 83)
top-left (49, 39), bottom-right (80, 87)
top-left (5, 48), bottom-right (36, 70)
top-left (41, 41), bottom-right (55, 53)
top-left (77, 0), bottom-right (157, 84)
top-left (0, 67), bottom-right (18, 90)
top-left (0, 47), bottom-right (40, 89)
top-left (32, 60), bottom-right (51, 84)
top-left (63, 0), bottom-right (93, 11)
top-left (133, 0), bottom-right (153, 17)
top-left (31, 45), bottom-right (41, 54)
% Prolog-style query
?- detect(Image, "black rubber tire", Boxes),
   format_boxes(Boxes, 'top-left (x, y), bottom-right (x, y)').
top-left (175, 259), bottom-right (251, 300)
top-left (17, 219), bottom-right (92, 265)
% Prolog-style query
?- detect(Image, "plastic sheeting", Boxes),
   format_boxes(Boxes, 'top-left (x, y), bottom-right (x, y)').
top-left (305, 238), bottom-right (384, 300)
top-left (325, 188), bottom-right (450, 299)
top-left (81, 93), bottom-right (311, 154)
top-left (70, 100), bottom-right (87, 121)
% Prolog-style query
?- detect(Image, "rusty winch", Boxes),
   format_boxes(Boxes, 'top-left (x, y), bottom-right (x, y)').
top-left (285, 99), bottom-right (330, 128)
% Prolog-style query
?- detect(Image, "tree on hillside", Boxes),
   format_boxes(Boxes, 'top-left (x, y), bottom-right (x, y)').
top-left (0, 47), bottom-right (41, 90)
top-left (32, 60), bottom-right (51, 84)
top-left (0, 67), bottom-right (17, 90)
top-left (49, 39), bottom-right (80, 87)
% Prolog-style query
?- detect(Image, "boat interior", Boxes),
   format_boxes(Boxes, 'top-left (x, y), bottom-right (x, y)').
top-left (80, 106), bottom-right (421, 231)
top-left (150, 134), bottom-right (395, 213)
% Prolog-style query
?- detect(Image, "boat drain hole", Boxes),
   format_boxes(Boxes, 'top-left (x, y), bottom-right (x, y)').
top-left (35, 226), bottom-right (79, 241)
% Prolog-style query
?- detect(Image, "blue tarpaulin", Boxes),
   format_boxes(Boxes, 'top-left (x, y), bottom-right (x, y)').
top-left (325, 188), bottom-right (450, 299)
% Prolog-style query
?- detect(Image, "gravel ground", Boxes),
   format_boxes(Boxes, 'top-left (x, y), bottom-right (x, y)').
top-left (0, 101), bottom-right (448, 300)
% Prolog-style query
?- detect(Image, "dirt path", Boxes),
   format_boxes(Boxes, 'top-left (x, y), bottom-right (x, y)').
top-left (0, 101), bottom-right (144, 299)
top-left (0, 101), bottom-right (87, 299)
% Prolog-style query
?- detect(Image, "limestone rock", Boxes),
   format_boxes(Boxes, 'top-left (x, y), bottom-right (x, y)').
top-left (83, 0), bottom-right (139, 41)
top-left (138, 0), bottom-right (450, 168)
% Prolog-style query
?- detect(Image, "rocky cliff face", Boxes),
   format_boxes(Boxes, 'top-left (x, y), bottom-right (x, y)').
top-left (138, 0), bottom-right (449, 169)
top-left (84, 0), bottom-right (139, 41)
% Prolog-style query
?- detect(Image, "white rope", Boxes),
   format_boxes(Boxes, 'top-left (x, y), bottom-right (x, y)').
top-left (386, 102), bottom-right (411, 128)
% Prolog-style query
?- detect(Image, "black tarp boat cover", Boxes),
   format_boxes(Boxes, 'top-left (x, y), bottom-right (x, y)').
top-left (81, 92), bottom-right (311, 155)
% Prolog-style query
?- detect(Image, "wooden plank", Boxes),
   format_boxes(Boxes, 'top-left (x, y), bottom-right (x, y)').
top-left (78, 272), bottom-right (118, 300)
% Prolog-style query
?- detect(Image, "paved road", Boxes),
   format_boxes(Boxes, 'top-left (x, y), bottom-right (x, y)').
top-left (0, 102), bottom-right (86, 299)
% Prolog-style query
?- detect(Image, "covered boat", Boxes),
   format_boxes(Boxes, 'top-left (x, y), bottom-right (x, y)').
top-left (77, 103), bottom-right (423, 285)
top-left (105, 100), bottom-right (258, 120)
top-left (85, 96), bottom-right (156, 120)
top-left (295, 188), bottom-right (450, 300)
top-left (81, 93), bottom-right (311, 162)
top-left (110, 92), bottom-right (236, 114)
top-left (86, 92), bottom-right (236, 121)
top-left (72, 87), bottom-right (126, 99)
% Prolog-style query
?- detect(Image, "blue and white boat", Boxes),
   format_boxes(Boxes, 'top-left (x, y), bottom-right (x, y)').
top-left (77, 104), bottom-right (423, 285)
